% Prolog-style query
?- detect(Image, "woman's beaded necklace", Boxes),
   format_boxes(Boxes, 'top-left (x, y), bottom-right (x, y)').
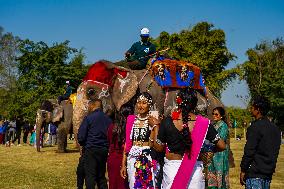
top-left (133, 114), bottom-right (149, 146)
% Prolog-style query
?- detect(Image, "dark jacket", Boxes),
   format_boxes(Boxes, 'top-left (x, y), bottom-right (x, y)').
top-left (127, 41), bottom-right (156, 68)
top-left (240, 117), bottom-right (281, 179)
top-left (64, 85), bottom-right (73, 98)
top-left (78, 109), bottom-right (111, 149)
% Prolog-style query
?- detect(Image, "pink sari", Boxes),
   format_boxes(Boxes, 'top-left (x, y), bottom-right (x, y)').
top-left (170, 115), bottom-right (209, 189)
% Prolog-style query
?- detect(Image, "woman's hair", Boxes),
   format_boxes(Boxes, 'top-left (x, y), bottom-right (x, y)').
top-left (176, 88), bottom-right (198, 153)
top-left (136, 92), bottom-right (153, 107)
top-left (213, 106), bottom-right (226, 121)
top-left (177, 88), bottom-right (198, 122)
top-left (251, 96), bottom-right (270, 116)
top-left (112, 94), bottom-right (137, 149)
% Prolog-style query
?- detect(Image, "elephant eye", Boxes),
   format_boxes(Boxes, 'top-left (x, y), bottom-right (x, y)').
top-left (87, 89), bottom-right (96, 96)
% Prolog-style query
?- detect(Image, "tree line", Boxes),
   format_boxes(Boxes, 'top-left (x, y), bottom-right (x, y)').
top-left (0, 22), bottom-right (283, 129)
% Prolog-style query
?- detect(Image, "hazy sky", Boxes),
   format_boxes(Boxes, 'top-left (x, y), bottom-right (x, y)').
top-left (1, 0), bottom-right (284, 108)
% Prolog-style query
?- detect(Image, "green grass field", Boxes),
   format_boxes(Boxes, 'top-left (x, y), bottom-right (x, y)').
top-left (0, 139), bottom-right (283, 189)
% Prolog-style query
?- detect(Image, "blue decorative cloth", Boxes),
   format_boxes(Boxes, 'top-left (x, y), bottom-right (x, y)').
top-left (176, 70), bottom-right (194, 87)
top-left (151, 59), bottom-right (207, 96)
top-left (154, 69), bottom-right (172, 87)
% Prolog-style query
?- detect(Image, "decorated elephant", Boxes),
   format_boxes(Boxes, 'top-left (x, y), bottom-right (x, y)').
top-left (72, 60), bottom-right (225, 146)
top-left (35, 99), bottom-right (73, 153)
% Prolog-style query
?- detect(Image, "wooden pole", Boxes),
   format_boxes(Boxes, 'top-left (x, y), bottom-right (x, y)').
top-left (234, 127), bottom-right (237, 140)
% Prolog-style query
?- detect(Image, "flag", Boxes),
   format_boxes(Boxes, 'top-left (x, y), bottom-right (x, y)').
top-left (233, 119), bottom-right (237, 128)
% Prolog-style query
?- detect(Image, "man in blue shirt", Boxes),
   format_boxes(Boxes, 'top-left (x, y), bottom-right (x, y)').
top-left (125, 27), bottom-right (156, 70)
top-left (78, 99), bottom-right (112, 189)
top-left (58, 80), bottom-right (73, 104)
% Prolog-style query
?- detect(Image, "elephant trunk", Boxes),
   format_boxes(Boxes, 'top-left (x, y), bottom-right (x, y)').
top-left (74, 133), bottom-right (80, 149)
top-left (73, 82), bottom-right (89, 148)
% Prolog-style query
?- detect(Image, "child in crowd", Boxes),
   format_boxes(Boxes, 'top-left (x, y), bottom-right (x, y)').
top-left (6, 121), bottom-right (16, 147)
top-left (49, 122), bottom-right (57, 146)
top-left (29, 125), bottom-right (36, 146)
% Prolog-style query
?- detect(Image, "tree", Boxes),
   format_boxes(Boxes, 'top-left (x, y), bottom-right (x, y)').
top-left (226, 106), bottom-right (252, 129)
top-left (241, 38), bottom-right (284, 128)
top-left (65, 49), bottom-right (90, 89)
top-left (13, 40), bottom-right (88, 121)
top-left (153, 22), bottom-right (238, 97)
top-left (0, 27), bottom-right (20, 118)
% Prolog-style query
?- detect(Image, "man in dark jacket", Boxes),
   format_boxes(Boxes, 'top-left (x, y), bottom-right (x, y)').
top-left (77, 99), bottom-right (112, 189)
top-left (240, 96), bottom-right (281, 189)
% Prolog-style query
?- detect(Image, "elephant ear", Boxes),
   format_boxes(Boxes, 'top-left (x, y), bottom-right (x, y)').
top-left (52, 105), bottom-right (63, 123)
top-left (112, 71), bottom-right (138, 111)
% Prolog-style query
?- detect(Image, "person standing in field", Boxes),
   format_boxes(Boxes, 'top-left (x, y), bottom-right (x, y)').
top-left (240, 96), bottom-right (281, 189)
top-left (107, 105), bottom-right (132, 189)
top-left (207, 107), bottom-right (230, 188)
top-left (78, 99), bottom-right (112, 189)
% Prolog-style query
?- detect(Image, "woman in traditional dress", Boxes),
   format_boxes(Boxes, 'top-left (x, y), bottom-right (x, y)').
top-left (107, 104), bottom-right (133, 189)
top-left (153, 88), bottom-right (226, 189)
top-left (207, 107), bottom-right (230, 189)
top-left (120, 92), bottom-right (159, 189)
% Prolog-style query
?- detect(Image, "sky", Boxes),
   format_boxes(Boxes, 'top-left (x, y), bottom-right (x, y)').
top-left (1, 0), bottom-right (284, 108)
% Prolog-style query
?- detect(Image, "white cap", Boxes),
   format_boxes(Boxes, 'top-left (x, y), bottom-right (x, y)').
top-left (66, 80), bottom-right (70, 84)
top-left (140, 27), bottom-right (150, 37)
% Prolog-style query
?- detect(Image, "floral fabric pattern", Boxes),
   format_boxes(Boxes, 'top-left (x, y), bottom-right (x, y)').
top-left (207, 120), bottom-right (230, 189)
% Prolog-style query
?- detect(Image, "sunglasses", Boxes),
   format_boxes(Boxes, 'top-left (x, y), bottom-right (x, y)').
top-left (212, 113), bottom-right (220, 116)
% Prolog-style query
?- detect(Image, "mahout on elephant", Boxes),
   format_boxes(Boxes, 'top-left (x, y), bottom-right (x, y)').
top-left (35, 99), bottom-right (73, 153)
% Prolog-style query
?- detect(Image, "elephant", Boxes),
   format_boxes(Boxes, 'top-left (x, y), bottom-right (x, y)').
top-left (35, 99), bottom-right (73, 153)
top-left (72, 60), bottom-right (224, 145)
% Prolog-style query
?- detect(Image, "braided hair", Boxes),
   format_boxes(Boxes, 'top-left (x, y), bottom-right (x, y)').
top-left (176, 88), bottom-right (198, 153)
top-left (112, 105), bottom-right (134, 149)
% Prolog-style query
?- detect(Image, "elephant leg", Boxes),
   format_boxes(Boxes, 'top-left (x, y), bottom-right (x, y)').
top-left (57, 126), bottom-right (68, 153)
top-left (74, 133), bottom-right (80, 149)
